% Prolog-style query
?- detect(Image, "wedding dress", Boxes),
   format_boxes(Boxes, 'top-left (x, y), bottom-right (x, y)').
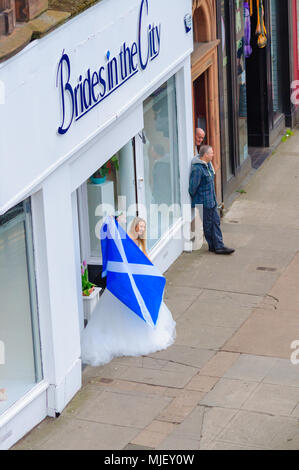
top-left (81, 288), bottom-right (176, 367)
top-left (81, 217), bottom-right (176, 367)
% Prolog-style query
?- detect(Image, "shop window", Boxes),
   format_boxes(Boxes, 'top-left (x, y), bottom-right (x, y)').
top-left (0, 200), bottom-right (42, 415)
top-left (79, 140), bottom-right (138, 265)
top-left (142, 76), bottom-right (181, 251)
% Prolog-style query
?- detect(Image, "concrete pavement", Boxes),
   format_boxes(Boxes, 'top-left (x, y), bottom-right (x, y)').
top-left (13, 131), bottom-right (299, 450)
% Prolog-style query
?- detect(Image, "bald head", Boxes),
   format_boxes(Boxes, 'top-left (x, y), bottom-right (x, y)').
top-left (195, 128), bottom-right (205, 147)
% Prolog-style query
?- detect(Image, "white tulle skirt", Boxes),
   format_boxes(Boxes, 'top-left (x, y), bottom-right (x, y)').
top-left (81, 288), bottom-right (176, 367)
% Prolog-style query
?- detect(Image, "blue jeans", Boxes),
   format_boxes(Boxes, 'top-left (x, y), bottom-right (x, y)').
top-left (203, 206), bottom-right (224, 251)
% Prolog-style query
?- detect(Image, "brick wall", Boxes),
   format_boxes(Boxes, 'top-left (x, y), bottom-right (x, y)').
top-left (0, 0), bottom-right (48, 37)
top-left (0, 0), bottom-right (16, 35)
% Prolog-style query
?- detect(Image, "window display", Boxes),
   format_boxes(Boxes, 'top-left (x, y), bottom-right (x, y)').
top-left (85, 141), bottom-right (138, 261)
top-left (0, 200), bottom-right (42, 415)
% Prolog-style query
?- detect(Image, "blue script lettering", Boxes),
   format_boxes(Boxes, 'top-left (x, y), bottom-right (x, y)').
top-left (57, 0), bottom-right (162, 135)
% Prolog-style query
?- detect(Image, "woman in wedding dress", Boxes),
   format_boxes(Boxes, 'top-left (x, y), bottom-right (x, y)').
top-left (81, 217), bottom-right (176, 367)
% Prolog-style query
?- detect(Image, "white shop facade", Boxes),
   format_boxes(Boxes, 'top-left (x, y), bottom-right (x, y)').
top-left (0, 0), bottom-right (194, 449)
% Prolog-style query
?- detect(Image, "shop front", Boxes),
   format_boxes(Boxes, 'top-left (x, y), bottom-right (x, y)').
top-left (191, 0), bottom-right (222, 200)
top-left (217, 0), bottom-right (293, 202)
top-left (0, 0), bottom-right (193, 448)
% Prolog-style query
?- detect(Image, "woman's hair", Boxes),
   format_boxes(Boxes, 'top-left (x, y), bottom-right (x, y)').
top-left (128, 217), bottom-right (147, 255)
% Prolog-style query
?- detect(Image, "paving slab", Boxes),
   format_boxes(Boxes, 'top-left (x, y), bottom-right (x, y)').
top-left (163, 285), bottom-right (203, 299)
top-left (38, 418), bottom-right (140, 450)
top-left (221, 223), bottom-right (299, 254)
top-left (156, 435), bottom-right (200, 450)
top-left (186, 375), bottom-right (219, 393)
top-left (204, 441), bottom-right (268, 450)
top-left (163, 297), bottom-right (199, 321)
top-left (198, 406), bottom-right (238, 449)
top-left (218, 410), bottom-right (299, 449)
top-left (179, 291), bottom-right (259, 330)
top-left (169, 405), bottom-right (204, 441)
top-left (118, 364), bottom-right (197, 389)
top-left (75, 390), bottom-right (172, 429)
top-left (223, 308), bottom-right (299, 359)
top-left (223, 354), bottom-right (278, 382)
top-left (263, 358), bottom-right (299, 387)
top-left (157, 390), bottom-right (205, 424)
top-left (242, 383), bottom-right (299, 416)
top-left (167, 404), bottom-right (237, 447)
top-left (166, 251), bottom-right (280, 296)
top-left (82, 363), bottom-right (130, 386)
top-left (176, 322), bottom-right (236, 350)
top-left (147, 345), bottom-right (215, 369)
top-left (131, 421), bottom-right (176, 449)
top-left (199, 351), bottom-right (240, 377)
top-left (199, 378), bottom-right (259, 409)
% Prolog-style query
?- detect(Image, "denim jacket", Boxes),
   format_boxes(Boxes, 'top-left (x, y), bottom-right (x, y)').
top-left (189, 156), bottom-right (217, 209)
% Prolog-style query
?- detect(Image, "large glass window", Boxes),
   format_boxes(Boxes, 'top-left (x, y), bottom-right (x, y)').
top-left (142, 76), bottom-right (181, 250)
top-left (0, 200), bottom-right (42, 415)
top-left (235, 0), bottom-right (248, 164)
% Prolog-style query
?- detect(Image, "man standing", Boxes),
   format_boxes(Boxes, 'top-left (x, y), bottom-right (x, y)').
top-left (195, 128), bottom-right (205, 153)
top-left (189, 145), bottom-right (235, 255)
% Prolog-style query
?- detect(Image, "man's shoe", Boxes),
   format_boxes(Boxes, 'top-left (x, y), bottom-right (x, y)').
top-left (209, 247), bottom-right (215, 252)
top-left (215, 246), bottom-right (235, 255)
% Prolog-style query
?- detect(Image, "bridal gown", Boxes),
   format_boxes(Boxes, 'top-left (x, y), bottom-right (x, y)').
top-left (81, 287), bottom-right (176, 367)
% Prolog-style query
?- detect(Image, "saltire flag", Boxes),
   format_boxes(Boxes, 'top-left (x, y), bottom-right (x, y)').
top-left (100, 217), bottom-right (166, 328)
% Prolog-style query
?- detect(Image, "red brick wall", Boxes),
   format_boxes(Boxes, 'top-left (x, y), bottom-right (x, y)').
top-left (0, 0), bottom-right (48, 37)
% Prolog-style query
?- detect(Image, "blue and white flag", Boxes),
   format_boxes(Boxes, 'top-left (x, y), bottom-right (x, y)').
top-left (100, 217), bottom-right (166, 328)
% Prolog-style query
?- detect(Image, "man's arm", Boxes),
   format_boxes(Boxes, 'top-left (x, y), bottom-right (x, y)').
top-left (189, 166), bottom-right (201, 197)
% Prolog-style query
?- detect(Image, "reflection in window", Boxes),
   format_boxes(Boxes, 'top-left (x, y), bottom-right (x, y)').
top-left (0, 200), bottom-right (42, 415)
top-left (142, 76), bottom-right (181, 251)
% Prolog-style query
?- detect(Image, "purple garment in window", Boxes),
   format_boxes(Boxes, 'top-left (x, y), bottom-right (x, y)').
top-left (244, 1), bottom-right (252, 58)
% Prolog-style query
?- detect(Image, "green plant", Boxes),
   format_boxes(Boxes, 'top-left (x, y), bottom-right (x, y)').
top-left (81, 261), bottom-right (96, 296)
top-left (236, 189), bottom-right (247, 194)
top-left (93, 155), bottom-right (119, 178)
top-left (281, 129), bottom-right (294, 143)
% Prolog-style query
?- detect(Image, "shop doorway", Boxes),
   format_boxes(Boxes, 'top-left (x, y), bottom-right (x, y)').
top-left (193, 72), bottom-right (208, 152)
top-left (245, 0), bottom-right (288, 149)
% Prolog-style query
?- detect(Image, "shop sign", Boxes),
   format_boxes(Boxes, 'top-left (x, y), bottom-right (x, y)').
top-left (56, 0), bottom-right (162, 135)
